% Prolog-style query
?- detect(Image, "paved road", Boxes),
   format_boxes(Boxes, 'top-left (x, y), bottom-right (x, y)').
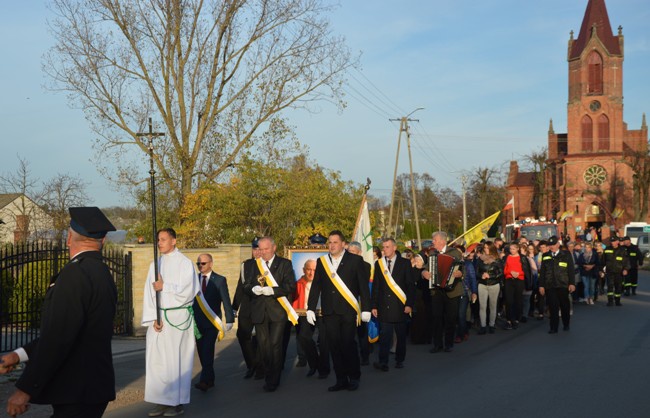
top-left (102, 272), bottom-right (650, 418)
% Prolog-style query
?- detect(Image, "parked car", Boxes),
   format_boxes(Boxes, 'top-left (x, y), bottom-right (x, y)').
top-left (637, 235), bottom-right (650, 259)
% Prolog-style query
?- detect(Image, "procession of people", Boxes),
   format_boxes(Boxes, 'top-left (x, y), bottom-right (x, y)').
top-left (0, 211), bottom-right (641, 417)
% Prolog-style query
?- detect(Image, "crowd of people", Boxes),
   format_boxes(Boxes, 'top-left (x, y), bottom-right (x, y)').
top-left (1, 216), bottom-right (643, 417)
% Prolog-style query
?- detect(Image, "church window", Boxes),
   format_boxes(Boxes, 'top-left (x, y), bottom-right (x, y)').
top-left (598, 114), bottom-right (610, 151)
top-left (587, 52), bottom-right (603, 94)
top-left (581, 115), bottom-right (593, 152)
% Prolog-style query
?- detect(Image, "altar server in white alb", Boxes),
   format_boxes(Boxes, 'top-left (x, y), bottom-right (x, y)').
top-left (142, 228), bottom-right (199, 417)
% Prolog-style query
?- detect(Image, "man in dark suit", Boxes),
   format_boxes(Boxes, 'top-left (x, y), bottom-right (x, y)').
top-left (421, 231), bottom-right (464, 353)
top-left (243, 236), bottom-right (296, 392)
top-left (1, 207), bottom-right (117, 418)
top-left (193, 253), bottom-right (235, 391)
top-left (372, 238), bottom-right (416, 370)
top-left (307, 230), bottom-right (371, 392)
top-left (347, 241), bottom-right (372, 366)
top-left (232, 237), bottom-right (263, 379)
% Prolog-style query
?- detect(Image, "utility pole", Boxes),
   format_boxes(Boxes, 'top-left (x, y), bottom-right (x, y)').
top-left (388, 108), bottom-right (424, 250)
top-left (461, 175), bottom-right (468, 234)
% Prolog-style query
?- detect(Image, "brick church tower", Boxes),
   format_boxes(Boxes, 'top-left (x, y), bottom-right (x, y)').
top-left (508, 0), bottom-right (647, 239)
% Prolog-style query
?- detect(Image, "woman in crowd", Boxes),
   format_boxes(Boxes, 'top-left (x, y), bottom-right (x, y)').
top-left (522, 244), bottom-right (538, 321)
top-left (593, 241), bottom-right (606, 298)
top-left (476, 242), bottom-right (503, 334)
top-left (578, 241), bottom-right (599, 305)
top-left (456, 246), bottom-right (478, 342)
top-left (503, 242), bottom-right (531, 329)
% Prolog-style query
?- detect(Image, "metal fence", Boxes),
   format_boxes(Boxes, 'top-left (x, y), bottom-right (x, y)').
top-left (1, 242), bottom-right (133, 352)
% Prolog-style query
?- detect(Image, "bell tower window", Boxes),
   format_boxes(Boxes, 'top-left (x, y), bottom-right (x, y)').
top-left (581, 115), bottom-right (593, 152)
top-left (598, 114), bottom-right (610, 151)
top-left (587, 52), bottom-right (603, 94)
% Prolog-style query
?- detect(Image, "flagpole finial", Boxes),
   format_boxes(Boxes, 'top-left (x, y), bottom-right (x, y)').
top-left (364, 178), bottom-right (371, 193)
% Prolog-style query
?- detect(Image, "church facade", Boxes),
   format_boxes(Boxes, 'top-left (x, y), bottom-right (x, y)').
top-left (507, 0), bottom-right (648, 239)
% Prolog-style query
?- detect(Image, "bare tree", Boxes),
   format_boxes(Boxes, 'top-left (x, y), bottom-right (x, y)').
top-left (467, 166), bottom-right (505, 220)
top-left (44, 0), bottom-right (357, 212)
top-left (0, 157), bottom-right (48, 242)
top-left (622, 148), bottom-right (650, 220)
top-left (523, 147), bottom-right (548, 217)
top-left (42, 174), bottom-right (90, 241)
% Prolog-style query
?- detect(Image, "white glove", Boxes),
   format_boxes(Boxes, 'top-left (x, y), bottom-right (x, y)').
top-left (225, 323), bottom-right (233, 332)
top-left (252, 286), bottom-right (263, 296)
top-left (306, 310), bottom-right (317, 326)
top-left (360, 311), bottom-right (371, 323)
top-left (262, 287), bottom-right (274, 296)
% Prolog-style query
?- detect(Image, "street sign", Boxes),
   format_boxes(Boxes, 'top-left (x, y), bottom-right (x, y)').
top-left (644, 226), bottom-right (650, 233)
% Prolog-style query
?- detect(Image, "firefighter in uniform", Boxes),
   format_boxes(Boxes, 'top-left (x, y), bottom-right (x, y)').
top-left (602, 237), bottom-right (630, 306)
top-left (538, 236), bottom-right (575, 334)
top-left (621, 236), bottom-right (643, 296)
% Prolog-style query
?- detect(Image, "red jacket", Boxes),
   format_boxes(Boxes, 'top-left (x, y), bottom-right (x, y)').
top-left (292, 277), bottom-right (310, 309)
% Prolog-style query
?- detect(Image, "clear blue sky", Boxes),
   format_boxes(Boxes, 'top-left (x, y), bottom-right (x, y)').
top-left (1, 1), bottom-right (648, 207)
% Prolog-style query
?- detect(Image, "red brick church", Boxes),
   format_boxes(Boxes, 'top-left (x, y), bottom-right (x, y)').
top-left (507, 0), bottom-right (648, 239)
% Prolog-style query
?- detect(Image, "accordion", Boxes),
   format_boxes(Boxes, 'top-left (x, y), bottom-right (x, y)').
top-left (429, 252), bottom-right (463, 290)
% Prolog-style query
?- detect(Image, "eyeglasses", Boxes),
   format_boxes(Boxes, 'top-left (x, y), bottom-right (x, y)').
top-left (196, 262), bottom-right (209, 266)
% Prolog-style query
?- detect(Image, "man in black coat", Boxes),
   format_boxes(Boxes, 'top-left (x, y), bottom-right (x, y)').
top-left (371, 238), bottom-right (415, 370)
top-left (306, 230), bottom-right (371, 392)
top-left (1, 207), bottom-right (117, 418)
top-left (539, 236), bottom-right (576, 333)
top-left (193, 253), bottom-right (235, 391)
top-left (243, 236), bottom-right (296, 392)
top-left (232, 237), bottom-right (262, 379)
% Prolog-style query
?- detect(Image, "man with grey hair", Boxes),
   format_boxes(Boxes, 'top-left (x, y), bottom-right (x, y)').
top-left (421, 231), bottom-right (464, 353)
top-left (347, 241), bottom-right (372, 366)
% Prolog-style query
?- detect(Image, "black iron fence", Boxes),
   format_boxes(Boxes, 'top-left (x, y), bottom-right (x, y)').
top-left (1, 242), bottom-right (133, 352)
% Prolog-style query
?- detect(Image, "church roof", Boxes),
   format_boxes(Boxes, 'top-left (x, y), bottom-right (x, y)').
top-left (510, 172), bottom-right (535, 188)
top-left (569, 0), bottom-right (621, 60)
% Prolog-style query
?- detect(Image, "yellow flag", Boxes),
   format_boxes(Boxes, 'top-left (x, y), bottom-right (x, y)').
top-left (462, 211), bottom-right (501, 246)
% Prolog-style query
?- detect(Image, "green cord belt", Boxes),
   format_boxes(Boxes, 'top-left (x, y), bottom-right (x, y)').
top-left (160, 305), bottom-right (200, 339)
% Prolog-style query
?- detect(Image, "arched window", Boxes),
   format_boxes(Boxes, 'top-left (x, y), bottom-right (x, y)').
top-left (598, 114), bottom-right (610, 151)
top-left (581, 115), bottom-right (593, 152)
top-left (587, 52), bottom-right (603, 94)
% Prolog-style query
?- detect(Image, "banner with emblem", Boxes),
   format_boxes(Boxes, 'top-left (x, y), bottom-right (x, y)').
top-left (256, 259), bottom-right (299, 325)
top-left (319, 255), bottom-right (362, 325)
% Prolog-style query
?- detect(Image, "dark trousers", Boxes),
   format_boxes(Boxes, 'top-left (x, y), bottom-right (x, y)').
top-left (297, 317), bottom-right (319, 369)
top-left (378, 321), bottom-right (407, 364)
top-left (236, 315), bottom-right (258, 371)
top-left (606, 273), bottom-right (623, 298)
top-left (546, 287), bottom-right (570, 331)
top-left (51, 403), bottom-right (107, 418)
top-left (282, 320), bottom-right (292, 368)
top-left (357, 322), bottom-right (370, 361)
top-left (324, 313), bottom-right (360, 383)
top-left (456, 293), bottom-right (469, 338)
top-left (430, 291), bottom-right (459, 349)
top-left (255, 317), bottom-right (286, 388)
top-left (504, 279), bottom-right (524, 323)
top-left (626, 269), bottom-right (638, 289)
top-left (196, 325), bottom-right (218, 384)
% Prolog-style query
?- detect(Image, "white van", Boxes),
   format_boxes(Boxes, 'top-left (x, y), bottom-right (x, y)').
top-left (623, 222), bottom-right (649, 244)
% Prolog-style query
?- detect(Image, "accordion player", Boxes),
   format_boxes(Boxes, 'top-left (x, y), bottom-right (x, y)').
top-left (428, 252), bottom-right (463, 290)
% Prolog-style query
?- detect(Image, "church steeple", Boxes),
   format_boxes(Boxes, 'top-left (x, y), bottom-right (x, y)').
top-left (569, 0), bottom-right (621, 60)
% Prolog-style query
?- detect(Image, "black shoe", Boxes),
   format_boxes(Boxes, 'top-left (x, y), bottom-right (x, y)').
top-left (360, 358), bottom-right (369, 366)
top-left (478, 327), bottom-right (486, 335)
top-left (504, 322), bottom-right (513, 330)
top-left (296, 360), bottom-right (307, 368)
top-left (548, 329), bottom-right (558, 334)
top-left (519, 316), bottom-right (527, 323)
top-left (307, 368), bottom-right (317, 377)
top-left (244, 368), bottom-right (255, 379)
top-left (489, 326), bottom-right (496, 334)
top-left (347, 379), bottom-right (360, 391)
top-left (263, 384), bottom-right (277, 392)
top-left (615, 298), bottom-right (622, 306)
top-left (194, 381), bottom-right (214, 392)
top-left (373, 362), bottom-right (389, 372)
top-left (563, 325), bottom-right (570, 331)
top-left (328, 381), bottom-right (349, 392)
top-left (444, 346), bottom-right (453, 353)
top-left (395, 362), bottom-right (404, 369)
top-left (429, 346), bottom-right (443, 353)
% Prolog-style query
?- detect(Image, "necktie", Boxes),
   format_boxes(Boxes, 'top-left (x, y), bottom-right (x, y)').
top-left (387, 258), bottom-right (392, 273)
top-left (202, 275), bottom-right (207, 293)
